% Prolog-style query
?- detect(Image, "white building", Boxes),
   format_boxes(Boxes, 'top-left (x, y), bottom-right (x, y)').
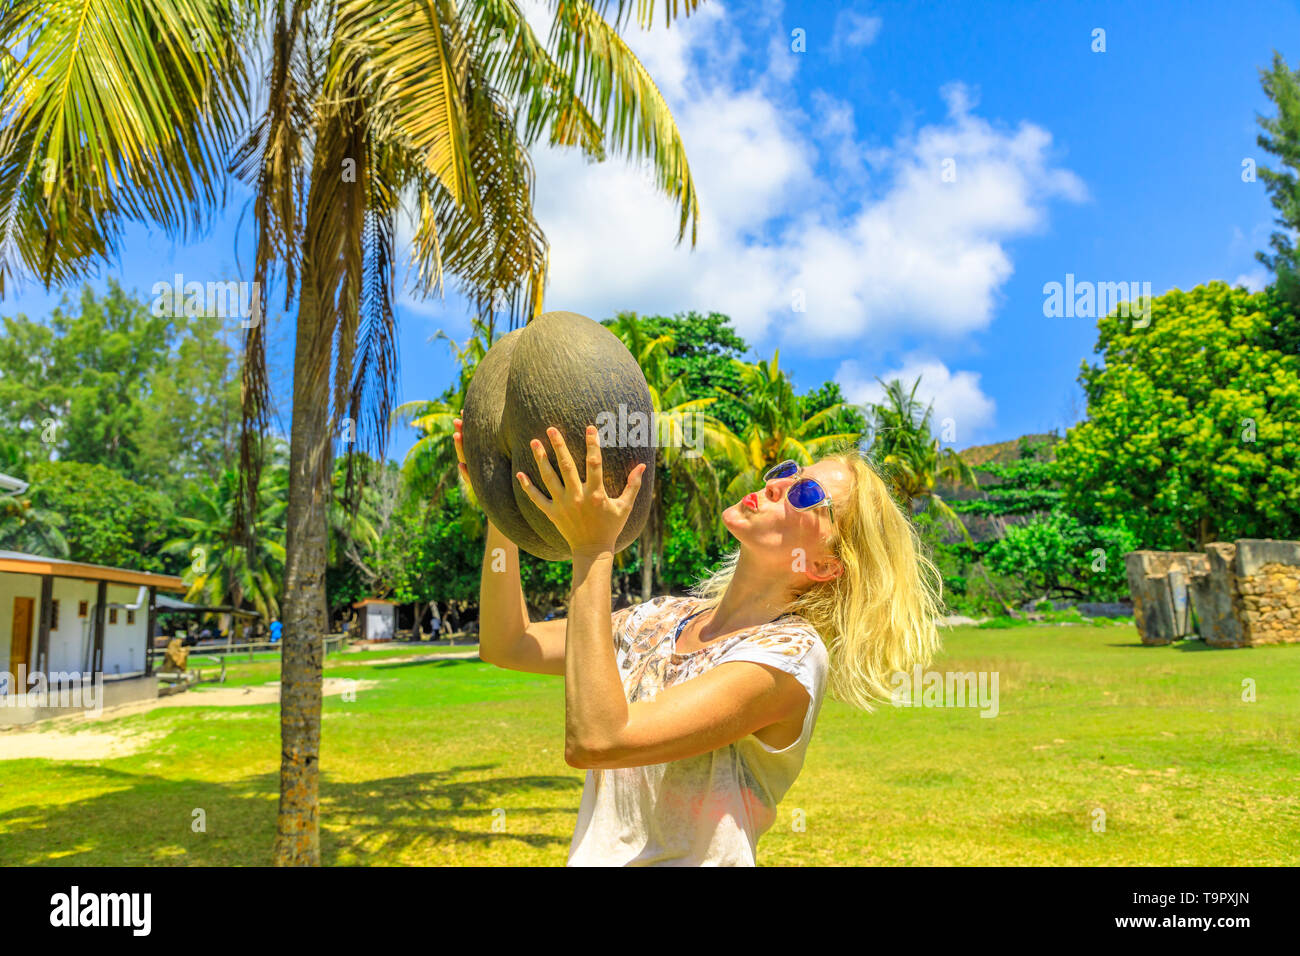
top-left (352, 598), bottom-right (396, 642)
top-left (0, 551), bottom-right (186, 724)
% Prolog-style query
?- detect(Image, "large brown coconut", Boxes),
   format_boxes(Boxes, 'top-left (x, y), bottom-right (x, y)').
top-left (461, 310), bottom-right (656, 560)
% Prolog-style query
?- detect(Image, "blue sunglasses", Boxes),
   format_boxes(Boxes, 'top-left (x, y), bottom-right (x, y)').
top-left (763, 460), bottom-right (835, 523)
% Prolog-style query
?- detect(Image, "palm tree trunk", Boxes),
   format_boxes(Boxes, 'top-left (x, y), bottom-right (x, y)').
top-left (274, 261), bottom-right (334, 866)
top-left (639, 524), bottom-right (653, 601)
top-left (638, 489), bottom-right (664, 601)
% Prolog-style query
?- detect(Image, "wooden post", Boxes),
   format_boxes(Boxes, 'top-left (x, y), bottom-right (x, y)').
top-left (92, 580), bottom-right (107, 675)
top-left (145, 586), bottom-right (157, 677)
top-left (35, 574), bottom-right (54, 679)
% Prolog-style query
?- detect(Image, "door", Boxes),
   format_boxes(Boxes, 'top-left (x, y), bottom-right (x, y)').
top-left (10, 596), bottom-right (34, 674)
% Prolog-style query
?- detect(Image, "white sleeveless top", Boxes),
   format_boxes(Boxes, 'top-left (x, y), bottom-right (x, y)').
top-left (566, 594), bottom-right (829, 867)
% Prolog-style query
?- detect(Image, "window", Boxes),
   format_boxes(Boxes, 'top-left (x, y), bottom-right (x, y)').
top-left (126, 610), bottom-right (136, 626)
top-left (51, 600), bottom-right (59, 630)
top-left (78, 601), bottom-right (88, 617)
top-left (108, 608), bottom-right (118, 625)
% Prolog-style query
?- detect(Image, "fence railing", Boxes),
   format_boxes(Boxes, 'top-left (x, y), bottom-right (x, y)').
top-left (149, 633), bottom-right (350, 664)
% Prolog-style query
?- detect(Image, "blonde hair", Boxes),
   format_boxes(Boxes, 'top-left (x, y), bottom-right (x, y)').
top-left (690, 450), bottom-right (946, 712)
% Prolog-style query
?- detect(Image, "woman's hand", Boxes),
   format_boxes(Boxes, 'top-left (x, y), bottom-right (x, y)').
top-left (516, 425), bottom-right (646, 559)
top-left (452, 410), bottom-right (471, 487)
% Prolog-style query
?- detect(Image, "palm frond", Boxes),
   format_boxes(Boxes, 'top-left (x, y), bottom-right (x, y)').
top-left (546, 0), bottom-right (699, 244)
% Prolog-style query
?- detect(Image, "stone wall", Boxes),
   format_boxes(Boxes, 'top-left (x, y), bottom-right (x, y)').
top-left (1124, 550), bottom-right (1208, 645)
top-left (1233, 540), bottom-right (1300, 646)
top-left (1126, 539), bottom-right (1300, 648)
top-left (1189, 544), bottom-right (1241, 647)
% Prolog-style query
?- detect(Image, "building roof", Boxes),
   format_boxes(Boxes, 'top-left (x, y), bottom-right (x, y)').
top-left (353, 598), bottom-right (396, 608)
top-left (0, 550), bottom-right (186, 592)
top-left (155, 594), bottom-right (262, 617)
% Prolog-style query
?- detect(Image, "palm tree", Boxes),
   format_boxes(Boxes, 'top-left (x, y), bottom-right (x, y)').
top-left (720, 350), bottom-right (861, 505)
top-left (162, 450), bottom-right (289, 623)
top-left (327, 454), bottom-right (383, 564)
top-left (391, 317), bottom-right (495, 504)
top-left (865, 376), bottom-right (980, 540)
top-left (2, 0), bottom-right (702, 864)
top-left (607, 313), bottom-right (741, 598)
top-left (0, 495), bottom-right (68, 557)
top-left (866, 377), bottom-right (933, 460)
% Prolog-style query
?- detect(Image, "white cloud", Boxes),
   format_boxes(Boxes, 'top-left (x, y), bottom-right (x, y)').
top-left (1233, 267), bottom-right (1269, 292)
top-left (522, 2), bottom-right (1085, 354)
top-left (836, 355), bottom-right (997, 445)
top-left (832, 10), bottom-right (883, 51)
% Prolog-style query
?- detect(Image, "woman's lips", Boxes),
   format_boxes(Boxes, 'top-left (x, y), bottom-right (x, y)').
top-left (742, 492), bottom-right (759, 511)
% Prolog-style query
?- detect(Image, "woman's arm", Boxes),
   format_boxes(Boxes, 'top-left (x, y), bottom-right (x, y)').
top-left (476, 520), bottom-right (569, 674)
top-left (564, 550), bottom-right (629, 763)
top-left (455, 414), bottom-right (567, 674)
top-left (516, 426), bottom-right (806, 769)
top-left (564, 551), bottom-right (808, 769)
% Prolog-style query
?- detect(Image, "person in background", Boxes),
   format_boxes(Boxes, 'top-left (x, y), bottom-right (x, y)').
top-left (270, 619), bottom-right (282, 643)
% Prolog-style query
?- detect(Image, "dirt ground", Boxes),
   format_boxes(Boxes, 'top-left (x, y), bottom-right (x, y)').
top-left (0, 677), bottom-right (381, 762)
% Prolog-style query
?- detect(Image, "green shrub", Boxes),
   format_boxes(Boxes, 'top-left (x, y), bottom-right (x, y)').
top-left (976, 615), bottom-right (1035, 629)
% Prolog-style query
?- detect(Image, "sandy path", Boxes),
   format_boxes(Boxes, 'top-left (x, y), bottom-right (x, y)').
top-left (0, 677), bottom-right (381, 761)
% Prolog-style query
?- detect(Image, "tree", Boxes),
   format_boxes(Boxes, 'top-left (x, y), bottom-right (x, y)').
top-left (3, 0), bottom-right (704, 864)
top-left (605, 311), bottom-right (751, 433)
top-left (1256, 51), bottom-right (1300, 311)
top-left (332, 455), bottom-right (398, 602)
top-left (952, 437), bottom-right (1064, 520)
top-left (18, 461), bottom-right (172, 571)
top-left (162, 451), bottom-right (289, 622)
top-left (0, 494), bottom-right (68, 557)
top-left (392, 318), bottom-right (495, 504)
top-left (798, 380), bottom-right (869, 441)
top-left (720, 350), bottom-right (861, 505)
top-left (606, 312), bottom-right (741, 599)
top-left (864, 376), bottom-right (980, 537)
top-left (0, 282), bottom-right (241, 496)
top-left (1057, 282), bottom-right (1300, 550)
top-left (986, 512), bottom-right (1137, 603)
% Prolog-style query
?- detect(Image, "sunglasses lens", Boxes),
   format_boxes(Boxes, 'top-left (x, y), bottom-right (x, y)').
top-left (787, 478), bottom-right (826, 511)
top-left (765, 461), bottom-right (798, 481)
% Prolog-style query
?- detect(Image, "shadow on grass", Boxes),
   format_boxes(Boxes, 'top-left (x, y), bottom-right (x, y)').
top-left (0, 761), bottom-right (579, 866)
top-left (1104, 639), bottom-right (1234, 652)
top-left (367, 658), bottom-right (481, 672)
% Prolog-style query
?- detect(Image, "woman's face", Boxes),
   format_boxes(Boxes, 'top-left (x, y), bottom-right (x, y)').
top-left (722, 459), bottom-right (853, 582)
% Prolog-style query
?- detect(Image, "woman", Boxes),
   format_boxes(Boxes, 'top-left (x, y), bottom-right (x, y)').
top-left (454, 416), bottom-right (944, 866)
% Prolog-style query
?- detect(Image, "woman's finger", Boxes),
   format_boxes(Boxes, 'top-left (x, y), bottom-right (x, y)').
top-left (617, 462), bottom-right (646, 507)
top-left (529, 437), bottom-right (564, 499)
top-left (547, 426), bottom-right (583, 491)
top-left (516, 471), bottom-right (553, 516)
top-left (584, 426), bottom-right (604, 495)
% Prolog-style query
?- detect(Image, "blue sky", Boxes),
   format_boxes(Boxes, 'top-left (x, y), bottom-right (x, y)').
top-left (4, 0), bottom-right (1296, 464)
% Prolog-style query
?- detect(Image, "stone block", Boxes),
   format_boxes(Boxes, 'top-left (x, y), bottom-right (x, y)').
top-left (1234, 539), bottom-right (1300, 578)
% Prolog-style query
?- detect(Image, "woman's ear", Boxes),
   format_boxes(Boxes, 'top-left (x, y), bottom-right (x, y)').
top-left (807, 554), bottom-right (844, 583)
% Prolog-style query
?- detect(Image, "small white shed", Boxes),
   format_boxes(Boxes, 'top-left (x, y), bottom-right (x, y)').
top-left (352, 598), bottom-right (396, 642)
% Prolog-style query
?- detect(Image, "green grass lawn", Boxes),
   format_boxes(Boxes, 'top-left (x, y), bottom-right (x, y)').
top-left (1, 625), bottom-right (1297, 866)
